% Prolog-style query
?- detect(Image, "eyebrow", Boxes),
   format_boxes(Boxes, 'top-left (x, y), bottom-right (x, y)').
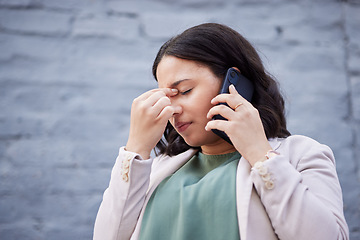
top-left (170, 79), bottom-right (191, 88)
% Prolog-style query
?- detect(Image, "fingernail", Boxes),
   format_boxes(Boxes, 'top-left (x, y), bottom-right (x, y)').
top-left (230, 84), bottom-right (235, 89)
top-left (171, 89), bottom-right (178, 93)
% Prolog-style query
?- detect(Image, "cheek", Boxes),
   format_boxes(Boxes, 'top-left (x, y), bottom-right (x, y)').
top-left (195, 90), bottom-right (219, 113)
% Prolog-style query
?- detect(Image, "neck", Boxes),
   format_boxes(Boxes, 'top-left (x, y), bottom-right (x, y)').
top-left (201, 138), bottom-right (236, 155)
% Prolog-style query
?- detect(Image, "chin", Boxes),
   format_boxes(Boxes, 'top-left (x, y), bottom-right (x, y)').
top-left (180, 135), bottom-right (199, 147)
top-left (182, 133), bottom-right (221, 148)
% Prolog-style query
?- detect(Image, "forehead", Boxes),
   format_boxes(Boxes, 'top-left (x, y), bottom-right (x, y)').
top-left (156, 56), bottom-right (217, 88)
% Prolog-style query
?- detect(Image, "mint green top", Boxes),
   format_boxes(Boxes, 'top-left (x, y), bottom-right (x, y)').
top-left (139, 151), bottom-right (241, 240)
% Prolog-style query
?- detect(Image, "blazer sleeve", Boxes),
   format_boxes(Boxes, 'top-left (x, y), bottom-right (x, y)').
top-left (93, 147), bottom-right (153, 240)
top-left (250, 136), bottom-right (349, 240)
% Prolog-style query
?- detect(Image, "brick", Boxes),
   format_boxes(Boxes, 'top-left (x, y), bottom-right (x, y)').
top-left (106, 0), bottom-right (149, 15)
top-left (356, 122), bottom-right (360, 165)
top-left (282, 22), bottom-right (343, 45)
top-left (12, 171), bottom-right (46, 204)
top-left (72, 14), bottom-right (139, 40)
top-left (40, 0), bottom-right (97, 10)
top-left (345, 4), bottom-right (360, 75)
top-left (163, 0), bottom-right (225, 7)
top-left (285, 45), bottom-right (344, 72)
top-left (142, 12), bottom-right (208, 39)
top-left (348, 46), bottom-right (360, 75)
top-left (0, 0), bottom-right (33, 8)
top-left (355, 125), bottom-right (360, 179)
top-left (0, 82), bottom-right (84, 114)
top-left (303, 1), bottom-right (342, 27)
top-left (341, 172), bottom-right (360, 236)
top-left (0, 56), bottom-right (53, 82)
top-left (219, 3), bottom-right (295, 42)
top-left (0, 34), bottom-right (69, 61)
top-left (0, 223), bottom-right (43, 240)
top-left (0, 195), bottom-right (20, 223)
top-left (0, 115), bottom-right (47, 139)
top-left (0, 34), bottom-right (15, 60)
top-left (68, 141), bottom-right (120, 168)
top-left (48, 115), bottom-right (119, 141)
top-left (274, 2), bottom-right (343, 45)
top-left (42, 194), bottom-right (98, 240)
top-left (0, 9), bottom-right (71, 36)
top-left (258, 2), bottom-right (306, 26)
top-left (345, 5), bottom-right (360, 36)
top-left (48, 168), bottom-right (110, 195)
top-left (351, 76), bottom-right (360, 121)
top-left (4, 139), bottom-right (60, 167)
top-left (222, 21), bottom-right (278, 44)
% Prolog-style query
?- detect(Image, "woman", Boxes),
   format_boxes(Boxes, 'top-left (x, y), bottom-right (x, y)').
top-left (93, 23), bottom-right (349, 240)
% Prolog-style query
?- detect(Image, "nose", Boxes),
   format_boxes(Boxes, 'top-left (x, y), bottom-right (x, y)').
top-left (169, 97), bottom-right (183, 116)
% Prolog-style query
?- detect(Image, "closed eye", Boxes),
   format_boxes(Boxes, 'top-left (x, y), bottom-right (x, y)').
top-left (180, 89), bottom-right (192, 95)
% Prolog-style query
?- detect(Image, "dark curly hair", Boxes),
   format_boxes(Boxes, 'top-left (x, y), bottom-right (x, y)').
top-left (152, 23), bottom-right (290, 156)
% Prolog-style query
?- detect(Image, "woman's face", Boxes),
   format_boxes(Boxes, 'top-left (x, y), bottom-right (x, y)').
top-left (157, 56), bottom-right (225, 147)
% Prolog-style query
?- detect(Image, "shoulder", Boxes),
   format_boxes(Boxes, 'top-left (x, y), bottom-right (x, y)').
top-left (269, 135), bottom-right (335, 166)
top-left (270, 135), bottom-right (332, 151)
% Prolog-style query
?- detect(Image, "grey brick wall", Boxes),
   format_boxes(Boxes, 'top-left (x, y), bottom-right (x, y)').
top-left (0, 0), bottom-right (359, 239)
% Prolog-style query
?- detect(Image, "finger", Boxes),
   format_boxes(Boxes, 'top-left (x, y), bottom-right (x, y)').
top-left (149, 88), bottom-right (179, 103)
top-left (134, 89), bottom-right (162, 102)
top-left (140, 91), bottom-right (165, 109)
top-left (207, 104), bottom-right (235, 120)
top-left (228, 84), bottom-right (239, 95)
top-left (228, 85), bottom-right (249, 108)
top-left (157, 105), bottom-right (182, 123)
top-left (211, 85), bottom-right (248, 109)
top-left (142, 88), bottom-right (177, 108)
top-left (205, 119), bottom-right (228, 132)
top-left (136, 88), bottom-right (178, 102)
top-left (211, 92), bottom-right (230, 105)
top-left (163, 88), bottom-right (179, 97)
top-left (152, 96), bottom-right (172, 115)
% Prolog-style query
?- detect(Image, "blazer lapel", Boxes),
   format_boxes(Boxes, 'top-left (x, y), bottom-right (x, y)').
top-left (131, 149), bottom-right (198, 240)
top-left (236, 156), bottom-right (253, 239)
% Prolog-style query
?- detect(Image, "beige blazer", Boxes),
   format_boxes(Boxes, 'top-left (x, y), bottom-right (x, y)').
top-left (93, 135), bottom-right (349, 240)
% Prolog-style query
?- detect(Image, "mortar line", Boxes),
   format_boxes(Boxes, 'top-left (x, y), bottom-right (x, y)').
top-left (341, 2), bottom-right (359, 179)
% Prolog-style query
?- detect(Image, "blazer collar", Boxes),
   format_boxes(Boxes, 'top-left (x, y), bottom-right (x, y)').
top-left (147, 148), bottom-right (198, 194)
top-left (147, 138), bottom-right (283, 239)
top-left (149, 138), bottom-right (282, 196)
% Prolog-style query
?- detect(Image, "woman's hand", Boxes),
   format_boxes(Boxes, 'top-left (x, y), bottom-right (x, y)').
top-left (126, 88), bottom-right (181, 159)
top-left (205, 85), bottom-right (272, 166)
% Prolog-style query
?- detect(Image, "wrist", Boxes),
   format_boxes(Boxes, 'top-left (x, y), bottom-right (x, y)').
top-left (251, 149), bottom-right (279, 167)
top-left (125, 143), bottom-right (151, 160)
top-left (247, 141), bottom-right (279, 166)
top-left (246, 142), bottom-right (271, 166)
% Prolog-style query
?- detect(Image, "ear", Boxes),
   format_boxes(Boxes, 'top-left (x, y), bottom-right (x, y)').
top-left (232, 67), bottom-right (241, 73)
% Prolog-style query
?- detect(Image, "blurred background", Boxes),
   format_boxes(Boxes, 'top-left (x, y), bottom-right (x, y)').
top-left (0, 0), bottom-right (359, 239)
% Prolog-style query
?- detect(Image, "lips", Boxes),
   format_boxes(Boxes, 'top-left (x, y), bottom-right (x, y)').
top-left (175, 121), bottom-right (192, 133)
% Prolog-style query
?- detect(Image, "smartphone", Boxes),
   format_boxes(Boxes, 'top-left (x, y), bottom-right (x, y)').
top-left (211, 68), bottom-right (254, 144)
